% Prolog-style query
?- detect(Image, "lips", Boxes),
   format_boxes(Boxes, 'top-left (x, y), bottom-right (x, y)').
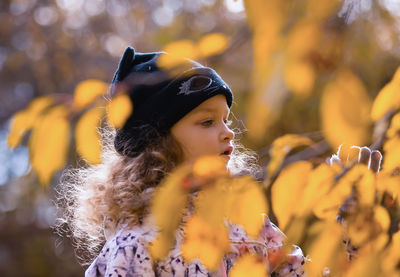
top-left (220, 146), bottom-right (233, 156)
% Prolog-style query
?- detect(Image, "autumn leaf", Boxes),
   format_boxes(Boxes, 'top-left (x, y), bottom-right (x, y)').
top-left (376, 169), bottom-right (400, 199)
top-left (194, 178), bottom-right (230, 228)
top-left (198, 33), bottom-right (229, 58)
top-left (304, 222), bottom-right (344, 276)
top-left (7, 96), bottom-right (53, 149)
top-left (181, 215), bottom-right (230, 271)
top-left (320, 69), bottom-right (372, 149)
top-left (29, 105), bottom-right (70, 185)
top-left (296, 163), bottom-right (338, 216)
top-left (73, 79), bottom-right (108, 110)
top-left (344, 251), bottom-right (381, 277)
top-left (243, 0), bottom-right (285, 143)
top-left (346, 205), bottom-right (390, 247)
top-left (227, 176), bottom-right (268, 238)
top-left (158, 40), bottom-right (197, 71)
top-left (371, 66), bottom-right (400, 121)
top-left (75, 107), bottom-right (104, 164)
top-left (106, 92), bottom-right (133, 129)
top-left (286, 19), bottom-right (321, 59)
top-left (381, 230), bottom-right (400, 276)
top-left (149, 165), bottom-right (190, 260)
top-left (313, 164), bottom-right (374, 222)
top-left (229, 253), bottom-right (268, 277)
top-left (271, 161), bottom-right (313, 230)
top-left (382, 112), bottom-right (400, 171)
top-left (306, 0), bottom-right (339, 20)
top-left (284, 60), bottom-right (315, 97)
top-left (192, 155), bottom-right (228, 180)
top-left (267, 134), bottom-right (313, 178)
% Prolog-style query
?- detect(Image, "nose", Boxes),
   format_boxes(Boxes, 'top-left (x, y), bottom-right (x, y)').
top-left (221, 125), bottom-right (234, 142)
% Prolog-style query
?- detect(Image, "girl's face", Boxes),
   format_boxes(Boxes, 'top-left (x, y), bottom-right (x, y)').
top-left (171, 94), bottom-right (235, 164)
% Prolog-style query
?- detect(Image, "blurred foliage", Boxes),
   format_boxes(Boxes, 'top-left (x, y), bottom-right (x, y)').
top-left (3, 0), bottom-right (400, 276)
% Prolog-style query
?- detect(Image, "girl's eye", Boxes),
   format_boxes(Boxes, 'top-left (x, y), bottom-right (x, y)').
top-left (201, 120), bottom-right (214, 126)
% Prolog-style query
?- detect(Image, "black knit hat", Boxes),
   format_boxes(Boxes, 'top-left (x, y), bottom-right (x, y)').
top-left (110, 46), bottom-right (233, 157)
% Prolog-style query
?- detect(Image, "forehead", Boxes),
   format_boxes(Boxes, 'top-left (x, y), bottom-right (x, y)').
top-left (191, 95), bottom-right (230, 114)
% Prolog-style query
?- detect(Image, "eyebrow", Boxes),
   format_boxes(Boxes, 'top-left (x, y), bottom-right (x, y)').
top-left (193, 106), bottom-right (230, 115)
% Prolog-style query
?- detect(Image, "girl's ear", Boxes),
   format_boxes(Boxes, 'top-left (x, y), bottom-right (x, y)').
top-left (112, 46), bottom-right (136, 83)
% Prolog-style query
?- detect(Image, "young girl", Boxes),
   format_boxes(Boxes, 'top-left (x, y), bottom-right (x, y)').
top-left (59, 47), bottom-right (307, 276)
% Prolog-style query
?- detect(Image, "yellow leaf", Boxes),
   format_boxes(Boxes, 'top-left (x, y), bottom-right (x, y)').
top-left (313, 164), bottom-right (367, 220)
top-left (306, 0), bottom-right (339, 20)
top-left (158, 40), bottom-right (197, 71)
top-left (271, 161), bottom-right (313, 229)
top-left (320, 69), bottom-right (372, 149)
top-left (192, 155), bottom-right (228, 180)
top-left (243, 0), bottom-right (284, 144)
top-left (7, 96), bottom-right (53, 148)
top-left (286, 20), bottom-right (321, 59)
top-left (149, 165), bottom-right (190, 260)
top-left (27, 96), bottom-right (54, 116)
top-left (304, 222), bottom-right (343, 276)
top-left (73, 79), bottom-right (108, 110)
top-left (230, 254), bottom-right (268, 277)
top-left (376, 169), bottom-right (400, 198)
top-left (383, 113), bottom-right (400, 171)
top-left (75, 107), bottom-right (104, 164)
top-left (194, 178), bottom-right (230, 228)
top-left (7, 110), bottom-right (30, 149)
top-left (29, 106), bottom-right (70, 185)
top-left (356, 167), bottom-right (376, 206)
top-left (198, 33), bottom-right (229, 58)
top-left (284, 60), bottom-right (315, 97)
top-left (267, 134), bottom-right (313, 178)
top-left (181, 215), bottom-right (230, 271)
top-left (296, 163), bottom-right (337, 216)
top-left (227, 176), bottom-right (268, 238)
top-left (344, 251), bottom-right (381, 277)
top-left (381, 230), bottom-right (400, 276)
top-left (106, 93), bottom-right (133, 129)
top-left (371, 67), bottom-right (400, 121)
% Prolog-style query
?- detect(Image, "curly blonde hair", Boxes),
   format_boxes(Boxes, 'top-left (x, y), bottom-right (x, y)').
top-left (56, 126), bottom-right (261, 264)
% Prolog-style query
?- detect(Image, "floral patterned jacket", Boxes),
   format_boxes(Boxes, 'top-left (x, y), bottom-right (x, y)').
top-left (85, 216), bottom-right (308, 277)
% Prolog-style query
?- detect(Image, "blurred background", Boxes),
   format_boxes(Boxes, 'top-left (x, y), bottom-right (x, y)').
top-left (1, 0), bottom-right (400, 275)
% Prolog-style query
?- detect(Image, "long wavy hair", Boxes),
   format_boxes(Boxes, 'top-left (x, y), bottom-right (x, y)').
top-left (55, 125), bottom-right (261, 265)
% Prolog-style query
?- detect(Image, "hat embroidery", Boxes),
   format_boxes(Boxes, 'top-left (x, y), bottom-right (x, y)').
top-left (178, 75), bottom-right (213, 95)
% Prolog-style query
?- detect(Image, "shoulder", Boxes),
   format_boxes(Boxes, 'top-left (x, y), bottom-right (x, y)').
top-left (85, 222), bottom-right (157, 277)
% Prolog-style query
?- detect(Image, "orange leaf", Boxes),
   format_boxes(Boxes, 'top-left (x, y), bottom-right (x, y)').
top-left (371, 67), bottom-right (400, 121)
top-left (271, 161), bottom-right (313, 229)
top-left (320, 69), bottom-right (372, 149)
top-left (286, 20), bottom-right (321, 59)
top-left (296, 163), bottom-right (337, 216)
top-left (73, 79), bottom-right (108, 110)
top-left (106, 93), bottom-right (133, 129)
top-left (227, 176), bottom-right (268, 238)
top-left (383, 112), bottom-right (400, 171)
top-left (192, 155), bottom-right (228, 180)
top-left (149, 165), bottom-right (190, 260)
top-left (230, 253), bottom-right (268, 277)
top-left (75, 107), bottom-right (104, 164)
top-left (7, 96), bottom-right (53, 148)
top-left (158, 40), bottom-right (197, 71)
top-left (29, 106), bottom-right (70, 185)
top-left (304, 222), bottom-right (343, 276)
top-left (284, 60), bottom-right (315, 97)
top-left (267, 134), bottom-right (313, 178)
top-left (198, 33), bottom-right (229, 58)
top-left (181, 215), bottom-right (230, 271)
